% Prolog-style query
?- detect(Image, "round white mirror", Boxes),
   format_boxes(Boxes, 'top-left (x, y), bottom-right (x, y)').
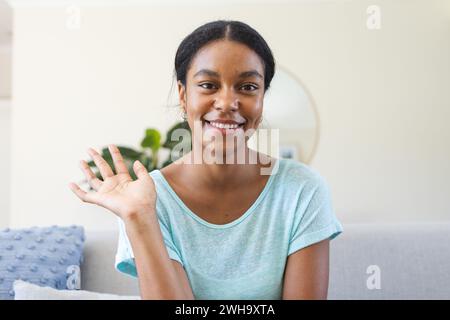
top-left (248, 65), bottom-right (319, 164)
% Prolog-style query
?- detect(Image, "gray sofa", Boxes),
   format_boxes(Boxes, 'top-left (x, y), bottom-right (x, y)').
top-left (81, 222), bottom-right (450, 299)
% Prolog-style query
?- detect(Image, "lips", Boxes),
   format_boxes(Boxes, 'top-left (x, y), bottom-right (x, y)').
top-left (205, 120), bottom-right (245, 127)
top-left (203, 120), bottom-right (245, 134)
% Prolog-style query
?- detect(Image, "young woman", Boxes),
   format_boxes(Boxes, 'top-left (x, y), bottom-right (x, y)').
top-left (69, 20), bottom-right (343, 300)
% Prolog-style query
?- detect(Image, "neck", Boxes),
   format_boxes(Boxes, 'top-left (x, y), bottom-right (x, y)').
top-left (175, 146), bottom-right (273, 191)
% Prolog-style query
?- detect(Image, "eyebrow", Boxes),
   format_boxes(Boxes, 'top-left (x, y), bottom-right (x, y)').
top-left (193, 69), bottom-right (263, 79)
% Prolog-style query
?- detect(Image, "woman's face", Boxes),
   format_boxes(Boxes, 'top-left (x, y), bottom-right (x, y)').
top-left (178, 39), bottom-right (265, 161)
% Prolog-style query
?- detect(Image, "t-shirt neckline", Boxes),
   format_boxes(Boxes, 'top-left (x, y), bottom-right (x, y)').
top-left (152, 159), bottom-right (280, 229)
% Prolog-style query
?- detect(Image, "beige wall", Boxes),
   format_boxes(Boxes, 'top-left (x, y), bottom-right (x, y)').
top-left (0, 47), bottom-right (11, 98)
top-left (7, 0), bottom-right (450, 230)
top-left (0, 9), bottom-right (11, 227)
top-left (0, 99), bottom-right (10, 228)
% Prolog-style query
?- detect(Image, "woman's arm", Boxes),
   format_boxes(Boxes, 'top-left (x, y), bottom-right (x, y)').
top-left (282, 239), bottom-right (330, 299)
top-left (124, 212), bottom-right (195, 300)
top-left (69, 144), bottom-right (194, 300)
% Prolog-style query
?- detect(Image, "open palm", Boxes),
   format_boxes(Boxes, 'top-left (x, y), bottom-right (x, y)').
top-left (69, 144), bottom-right (157, 219)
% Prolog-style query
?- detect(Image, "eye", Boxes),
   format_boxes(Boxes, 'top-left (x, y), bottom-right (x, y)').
top-left (199, 83), bottom-right (217, 90)
top-left (240, 84), bottom-right (258, 91)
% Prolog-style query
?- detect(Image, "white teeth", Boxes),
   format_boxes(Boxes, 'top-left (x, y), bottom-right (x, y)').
top-left (209, 121), bottom-right (240, 129)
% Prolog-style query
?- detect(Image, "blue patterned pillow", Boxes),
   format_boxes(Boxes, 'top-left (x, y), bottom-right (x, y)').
top-left (0, 225), bottom-right (85, 300)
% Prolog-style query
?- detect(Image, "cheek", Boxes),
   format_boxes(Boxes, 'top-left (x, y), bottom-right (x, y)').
top-left (244, 101), bottom-right (263, 123)
top-left (186, 90), bottom-right (211, 114)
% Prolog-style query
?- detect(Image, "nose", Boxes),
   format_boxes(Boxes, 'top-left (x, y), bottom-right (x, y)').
top-left (213, 88), bottom-right (239, 112)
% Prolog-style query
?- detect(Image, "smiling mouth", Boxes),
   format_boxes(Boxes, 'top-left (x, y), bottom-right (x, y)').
top-left (204, 120), bottom-right (245, 129)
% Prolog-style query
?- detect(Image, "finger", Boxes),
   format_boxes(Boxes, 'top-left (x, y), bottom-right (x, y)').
top-left (133, 160), bottom-right (150, 181)
top-left (87, 147), bottom-right (114, 180)
top-left (68, 182), bottom-right (99, 205)
top-left (108, 144), bottom-right (130, 175)
top-left (79, 160), bottom-right (102, 190)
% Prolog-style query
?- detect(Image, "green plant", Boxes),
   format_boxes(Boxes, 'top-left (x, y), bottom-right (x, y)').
top-left (83, 121), bottom-right (191, 190)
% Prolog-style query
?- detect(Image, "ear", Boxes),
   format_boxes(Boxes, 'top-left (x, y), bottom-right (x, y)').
top-left (177, 80), bottom-right (186, 112)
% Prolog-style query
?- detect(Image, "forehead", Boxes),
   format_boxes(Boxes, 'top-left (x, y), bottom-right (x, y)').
top-left (188, 40), bottom-right (264, 78)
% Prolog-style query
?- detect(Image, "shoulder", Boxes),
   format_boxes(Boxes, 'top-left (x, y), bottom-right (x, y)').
top-left (276, 158), bottom-right (327, 191)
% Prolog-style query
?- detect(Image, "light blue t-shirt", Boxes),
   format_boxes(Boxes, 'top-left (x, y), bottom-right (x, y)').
top-left (115, 158), bottom-right (343, 299)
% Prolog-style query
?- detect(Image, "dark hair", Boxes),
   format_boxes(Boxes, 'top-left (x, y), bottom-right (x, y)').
top-left (174, 20), bottom-right (276, 93)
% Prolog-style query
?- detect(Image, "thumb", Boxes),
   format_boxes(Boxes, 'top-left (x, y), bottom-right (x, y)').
top-left (133, 160), bottom-right (150, 180)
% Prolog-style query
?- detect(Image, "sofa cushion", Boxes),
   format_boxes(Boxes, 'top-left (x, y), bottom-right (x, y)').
top-left (0, 225), bottom-right (85, 300)
top-left (81, 230), bottom-right (139, 296)
top-left (13, 280), bottom-right (140, 300)
top-left (81, 223), bottom-right (450, 299)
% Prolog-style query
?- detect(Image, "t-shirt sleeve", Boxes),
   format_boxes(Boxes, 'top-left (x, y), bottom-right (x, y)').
top-left (114, 214), bottom-right (184, 278)
top-left (287, 175), bottom-right (343, 256)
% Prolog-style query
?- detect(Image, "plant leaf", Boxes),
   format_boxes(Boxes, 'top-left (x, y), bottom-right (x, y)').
top-left (117, 146), bottom-right (144, 159)
top-left (141, 129), bottom-right (161, 151)
top-left (162, 121), bottom-right (192, 150)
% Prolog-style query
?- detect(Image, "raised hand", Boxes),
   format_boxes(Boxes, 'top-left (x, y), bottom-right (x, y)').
top-left (69, 144), bottom-right (157, 219)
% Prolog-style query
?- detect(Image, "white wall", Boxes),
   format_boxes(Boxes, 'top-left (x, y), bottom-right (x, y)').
top-left (8, 0), bottom-right (450, 231)
top-left (0, 46), bottom-right (11, 97)
top-left (0, 15), bottom-right (11, 228)
top-left (0, 99), bottom-right (10, 228)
